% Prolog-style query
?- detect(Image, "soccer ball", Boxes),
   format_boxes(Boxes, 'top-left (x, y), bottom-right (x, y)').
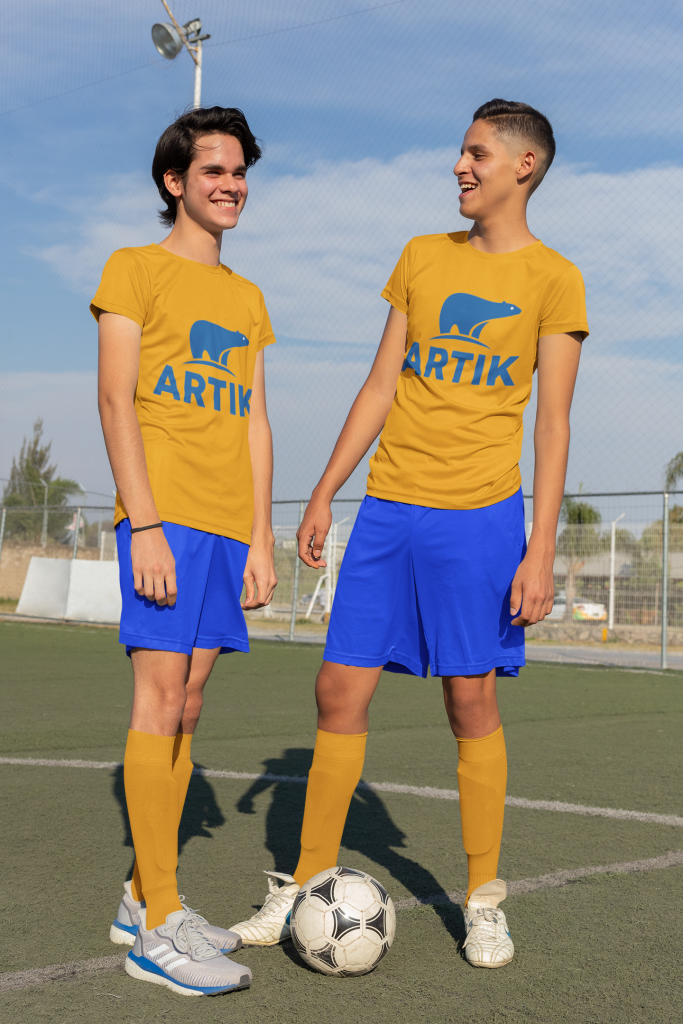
top-left (290, 866), bottom-right (396, 977)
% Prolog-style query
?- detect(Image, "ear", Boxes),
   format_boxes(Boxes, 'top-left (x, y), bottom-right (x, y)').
top-left (517, 149), bottom-right (537, 182)
top-left (163, 168), bottom-right (183, 198)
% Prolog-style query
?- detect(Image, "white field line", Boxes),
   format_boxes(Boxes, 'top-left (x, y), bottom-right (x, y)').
top-left (2, 849), bottom-right (683, 994)
top-left (3, 757), bottom-right (683, 829)
top-left (392, 849), bottom-right (683, 909)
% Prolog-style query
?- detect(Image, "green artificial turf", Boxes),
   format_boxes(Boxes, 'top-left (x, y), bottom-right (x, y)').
top-left (1, 620), bottom-right (683, 1022)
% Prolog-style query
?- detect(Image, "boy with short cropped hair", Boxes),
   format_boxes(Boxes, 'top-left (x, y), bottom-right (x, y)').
top-left (229, 99), bottom-right (588, 969)
top-left (94, 106), bottom-right (277, 996)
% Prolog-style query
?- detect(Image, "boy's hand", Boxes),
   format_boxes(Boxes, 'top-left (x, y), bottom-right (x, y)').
top-left (131, 529), bottom-right (177, 607)
top-left (297, 497), bottom-right (332, 568)
top-left (242, 535), bottom-right (278, 609)
top-left (509, 547), bottom-right (555, 626)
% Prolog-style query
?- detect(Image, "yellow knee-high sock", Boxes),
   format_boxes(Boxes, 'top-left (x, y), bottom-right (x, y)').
top-left (293, 729), bottom-right (367, 887)
top-left (130, 732), bottom-right (194, 904)
top-left (456, 725), bottom-right (507, 903)
top-left (124, 729), bottom-right (183, 928)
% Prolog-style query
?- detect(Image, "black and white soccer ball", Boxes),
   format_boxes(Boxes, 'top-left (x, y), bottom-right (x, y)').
top-left (290, 866), bottom-right (396, 977)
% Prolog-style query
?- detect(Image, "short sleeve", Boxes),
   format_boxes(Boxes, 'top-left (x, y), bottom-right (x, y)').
top-left (539, 263), bottom-right (589, 338)
top-left (90, 249), bottom-right (151, 327)
top-left (256, 293), bottom-right (277, 351)
top-left (381, 241), bottom-right (412, 314)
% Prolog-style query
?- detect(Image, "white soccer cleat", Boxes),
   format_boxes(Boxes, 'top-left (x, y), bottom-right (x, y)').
top-left (125, 907), bottom-right (251, 996)
top-left (110, 881), bottom-right (241, 953)
top-left (229, 871), bottom-right (300, 946)
top-left (463, 879), bottom-right (514, 968)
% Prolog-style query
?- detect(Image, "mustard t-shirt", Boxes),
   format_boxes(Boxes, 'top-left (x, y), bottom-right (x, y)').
top-left (367, 231), bottom-right (588, 510)
top-left (91, 244), bottom-right (276, 543)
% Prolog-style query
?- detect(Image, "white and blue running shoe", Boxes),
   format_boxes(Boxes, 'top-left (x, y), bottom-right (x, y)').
top-left (110, 881), bottom-right (242, 953)
top-left (463, 879), bottom-right (514, 968)
top-left (125, 907), bottom-right (252, 997)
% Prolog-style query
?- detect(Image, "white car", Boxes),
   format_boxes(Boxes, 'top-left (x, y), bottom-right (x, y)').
top-left (546, 599), bottom-right (607, 621)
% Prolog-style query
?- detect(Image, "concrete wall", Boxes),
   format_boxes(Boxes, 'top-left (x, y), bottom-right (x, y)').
top-left (526, 621), bottom-right (683, 647)
top-left (16, 557), bottom-right (122, 623)
top-left (0, 543), bottom-right (100, 600)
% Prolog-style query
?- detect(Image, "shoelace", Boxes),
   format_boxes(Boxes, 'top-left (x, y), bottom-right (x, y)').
top-left (251, 885), bottom-right (294, 921)
top-left (178, 897), bottom-right (210, 928)
top-left (462, 907), bottom-right (505, 948)
top-left (170, 911), bottom-right (222, 961)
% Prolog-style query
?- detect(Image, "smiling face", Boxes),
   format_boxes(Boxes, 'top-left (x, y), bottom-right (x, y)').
top-left (453, 119), bottom-right (537, 224)
top-left (163, 133), bottom-right (248, 235)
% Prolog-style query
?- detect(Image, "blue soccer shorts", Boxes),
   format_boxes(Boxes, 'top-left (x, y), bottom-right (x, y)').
top-left (115, 519), bottom-right (250, 657)
top-left (324, 489), bottom-right (526, 678)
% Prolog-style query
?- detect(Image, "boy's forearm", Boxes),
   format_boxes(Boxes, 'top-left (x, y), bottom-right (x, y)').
top-left (248, 418), bottom-right (274, 543)
top-left (529, 420), bottom-right (570, 554)
top-left (313, 384), bottom-right (394, 502)
top-left (99, 396), bottom-right (159, 526)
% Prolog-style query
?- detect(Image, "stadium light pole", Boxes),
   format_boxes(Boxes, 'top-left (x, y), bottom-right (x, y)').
top-left (152, 1), bottom-right (210, 109)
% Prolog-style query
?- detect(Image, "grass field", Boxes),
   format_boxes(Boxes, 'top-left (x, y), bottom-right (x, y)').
top-left (2, 619), bottom-right (683, 1023)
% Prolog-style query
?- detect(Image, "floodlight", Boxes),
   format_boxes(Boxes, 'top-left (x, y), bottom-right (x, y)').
top-left (152, 22), bottom-right (183, 60)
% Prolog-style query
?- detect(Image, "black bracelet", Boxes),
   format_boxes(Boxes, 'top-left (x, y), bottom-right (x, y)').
top-left (130, 522), bottom-right (163, 534)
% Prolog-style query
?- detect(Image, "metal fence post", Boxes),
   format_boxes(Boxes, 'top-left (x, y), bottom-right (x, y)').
top-left (288, 501), bottom-right (305, 642)
top-left (0, 508), bottom-right (6, 586)
top-left (72, 507), bottom-right (81, 560)
top-left (661, 492), bottom-right (669, 670)
top-left (608, 512), bottom-right (625, 631)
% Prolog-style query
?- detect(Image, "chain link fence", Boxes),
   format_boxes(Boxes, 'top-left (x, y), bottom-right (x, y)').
top-left (2, 493), bottom-right (680, 666)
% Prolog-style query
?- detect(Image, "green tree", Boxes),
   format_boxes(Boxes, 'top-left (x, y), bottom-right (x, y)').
top-left (664, 452), bottom-right (683, 491)
top-left (2, 419), bottom-right (82, 541)
top-left (556, 496), bottom-right (603, 621)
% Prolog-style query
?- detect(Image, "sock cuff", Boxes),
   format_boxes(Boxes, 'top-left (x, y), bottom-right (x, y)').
top-left (172, 731), bottom-right (194, 764)
top-left (314, 728), bottom-right (368, 761)
top-left (456, 725), bottom-right (506, 764)
top-left (125, 729), bottom-right (176, 765)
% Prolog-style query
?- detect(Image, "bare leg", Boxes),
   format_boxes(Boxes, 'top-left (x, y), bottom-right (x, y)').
top-left (441, 669), bottom-right (500, 738)
top-left (315, 661), bottom-right (384, 733)
top-left (181, 646), bottom-right (221, 734)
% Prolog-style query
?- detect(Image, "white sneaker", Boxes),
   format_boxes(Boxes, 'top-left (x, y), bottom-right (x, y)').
top-left (463, 879), bottom-right (514, 968)
top-left (125, 907), bottom-right (251, 996)
top-left (229, 871), bottom-right (300, 946)
top-left (110, 881), bottom-right (242, 953)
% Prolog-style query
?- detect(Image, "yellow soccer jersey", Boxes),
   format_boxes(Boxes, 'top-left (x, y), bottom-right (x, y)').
top-left (367, 231), bottom-right (589, 510)
top-left (91, 244), bottom-right (276, 543)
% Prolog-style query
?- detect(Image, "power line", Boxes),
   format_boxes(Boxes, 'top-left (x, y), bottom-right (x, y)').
top-left (0, 1), bottom-right (412, 118)
top-left (206, 0), bottom-right (412, 50)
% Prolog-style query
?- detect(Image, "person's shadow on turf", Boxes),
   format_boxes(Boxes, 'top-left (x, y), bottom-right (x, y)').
top-left (236, 748), bottom-right (465, 945)
top-left (112, 763), bottom-right (226, 883)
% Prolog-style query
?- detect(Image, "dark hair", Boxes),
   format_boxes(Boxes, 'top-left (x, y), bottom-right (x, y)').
top-left (472, 99), bottom-right (556, 191)
top-left (152, 106), bottom-right (262, 227)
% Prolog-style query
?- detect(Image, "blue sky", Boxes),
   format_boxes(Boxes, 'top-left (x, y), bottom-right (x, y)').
top-left (1, 0), bottom-right (682, 500)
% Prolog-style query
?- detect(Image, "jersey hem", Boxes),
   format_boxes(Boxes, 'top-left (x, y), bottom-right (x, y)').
top-left (364, 483), bottom-right (522, 511)
top-left (114, 511), bottom-right (252, 546)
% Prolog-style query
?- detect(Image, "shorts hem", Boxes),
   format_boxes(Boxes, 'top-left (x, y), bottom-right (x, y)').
top-left (196, 634), bottom-right (250, 655)
top-left (433, 656), bottom-right (525, 677)
top-left (120, 632), bottom-right (194, 656)
top-left (323, 646), bottom-right (427, 677)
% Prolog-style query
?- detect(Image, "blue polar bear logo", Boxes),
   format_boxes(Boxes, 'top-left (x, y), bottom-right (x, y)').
top-left (432, 293), bottom-right (521, 348)
top-left (186, 320), bottom-right (250, 375)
